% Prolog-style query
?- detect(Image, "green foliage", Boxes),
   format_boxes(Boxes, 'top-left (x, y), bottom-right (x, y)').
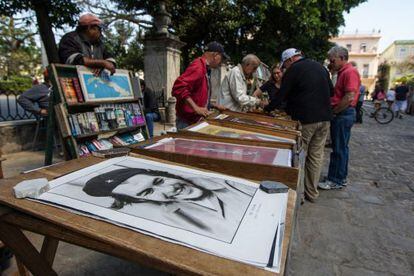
top-left (114, 0), bottom-right (366, 66)
top-left (377, 62), bottom-right (390, 90)
top-left (103, 21), bottom-right (144, 72)
top-left (0, 16), bottom-right (41, 78)
top-left (0, 75), bottom-right (32, 92)
top-left (394, 74), bottom-right (414, 87)
top-left (0, 0), bottom-right (79, 28)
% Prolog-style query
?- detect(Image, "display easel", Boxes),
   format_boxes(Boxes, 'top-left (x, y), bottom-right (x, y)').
top-left (44, 64), bottom-right (148, 165)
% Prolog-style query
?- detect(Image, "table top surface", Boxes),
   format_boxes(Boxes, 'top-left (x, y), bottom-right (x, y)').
top-left (0, 156), bottom-right (297, 276)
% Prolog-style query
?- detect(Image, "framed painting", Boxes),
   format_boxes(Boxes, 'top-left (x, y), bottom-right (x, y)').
top-left (77, 66), bottom-right (135, 102)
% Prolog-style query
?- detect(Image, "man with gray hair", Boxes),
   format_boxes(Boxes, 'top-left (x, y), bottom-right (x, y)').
top-left (218, 54), bottom-right (265, 112)
top-left (319, 46), bottom-right (360, 190)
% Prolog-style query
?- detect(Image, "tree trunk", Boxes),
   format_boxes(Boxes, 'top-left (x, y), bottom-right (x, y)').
top-left (31, 0), bottom-right (59, 64)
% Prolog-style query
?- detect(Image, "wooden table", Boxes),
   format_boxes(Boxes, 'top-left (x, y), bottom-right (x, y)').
top-left (0, 156), bottom-right (297, 276)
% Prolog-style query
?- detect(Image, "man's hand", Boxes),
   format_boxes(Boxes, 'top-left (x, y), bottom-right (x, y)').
top-left (259, 99), bottom-right (269, 108)
top-left (40, 108), bottom-right (48, 116)
top-left (253, 89), bottom-right (262, 98)
top-left (194, 106), bottom-right (212, 117)
top-left (103, 61), bottom-right (116, 75)
top-left (91, 68), bottom-right (102, 76)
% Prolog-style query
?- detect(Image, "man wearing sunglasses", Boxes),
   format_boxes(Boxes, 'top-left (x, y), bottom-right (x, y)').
top-left (58, 13), bottom-right (116, 75)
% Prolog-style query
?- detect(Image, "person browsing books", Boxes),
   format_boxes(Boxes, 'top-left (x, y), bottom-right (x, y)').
top-left (140, 79), bottom-right (160, 138)
top-left (58, 13), bottom-right (116, 76)
top-left (172, 42), bottom-right (228, 129)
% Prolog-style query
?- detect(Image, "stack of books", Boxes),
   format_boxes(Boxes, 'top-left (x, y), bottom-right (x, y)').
top-left (77, 132), bottom-right (145, 157)
top-left (59, 77), bottom-right (84, 104)
top-left (68, 103), bottom-right (145, 136)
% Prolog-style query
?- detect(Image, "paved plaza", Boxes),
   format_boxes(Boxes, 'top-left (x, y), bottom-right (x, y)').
top-left (2, 105), bottom-right (414, 275)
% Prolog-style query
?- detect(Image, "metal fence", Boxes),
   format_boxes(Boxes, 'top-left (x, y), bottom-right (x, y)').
top-left (0, 91), bottom-right (36, 122)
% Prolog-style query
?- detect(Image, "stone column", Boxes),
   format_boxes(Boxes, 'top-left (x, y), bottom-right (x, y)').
top-left (144, 1), bottom-right (185, 124)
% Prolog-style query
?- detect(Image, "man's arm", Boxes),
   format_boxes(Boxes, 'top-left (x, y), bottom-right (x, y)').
top-left (172, 60), bottom-right (210, 117)
top-left (332, 92), bottom-right (355, 114)
top-left (228, 69), bottom-right (259, 108)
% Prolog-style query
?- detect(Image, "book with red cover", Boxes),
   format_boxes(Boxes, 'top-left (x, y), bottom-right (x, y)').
top-left (72, 78), bottom-right (84, 102)
top-left (59, 78), bottom-right (78, 104)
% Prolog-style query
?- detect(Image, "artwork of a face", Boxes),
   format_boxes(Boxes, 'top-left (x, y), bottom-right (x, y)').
top-left (112, 174), bottom-right (205, 202)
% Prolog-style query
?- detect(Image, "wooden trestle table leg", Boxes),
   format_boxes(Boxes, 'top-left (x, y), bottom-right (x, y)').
top-left (0, 222), bottom-right (57, 276)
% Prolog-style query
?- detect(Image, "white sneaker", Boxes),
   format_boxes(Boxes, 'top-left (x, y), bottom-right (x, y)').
top-left (318, 180), bottom-right (343, 190)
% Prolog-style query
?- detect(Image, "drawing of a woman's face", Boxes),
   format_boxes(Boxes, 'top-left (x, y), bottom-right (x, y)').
top-left (112, 174), bottom-right (205, 202)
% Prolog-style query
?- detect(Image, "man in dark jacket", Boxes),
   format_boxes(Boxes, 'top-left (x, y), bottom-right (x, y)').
top-left (140, 79), bottom-right (160, 138)
top-left (172, 41), bottom-right (228, 129)
top-left (17, 69), bottom-right (50, 117)
top-left (265, 48), bottom-right (333, 203)
top-left (58, 13), bottom-right (116, 75)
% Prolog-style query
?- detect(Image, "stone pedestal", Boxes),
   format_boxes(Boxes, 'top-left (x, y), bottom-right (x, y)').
top-left (144, 33), bottom-right (185, 102)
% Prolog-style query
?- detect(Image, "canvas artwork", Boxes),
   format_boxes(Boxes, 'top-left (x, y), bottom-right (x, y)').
top-left (34, 157), bottom-right (288, 272)
top-left (77, 66), bottom-right (135, 102)
top-left (214, 114), bottom-right (290, 130)
top-left (146, 138), bottom-right (292, 167)
top-left (188, 122), bottom-right (296, 144)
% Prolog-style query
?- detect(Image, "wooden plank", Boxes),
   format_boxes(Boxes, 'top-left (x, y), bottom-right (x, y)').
top-left (0, 222), bottom-right (57, 276)
top-left (40, 237), bottom-right (59, 266)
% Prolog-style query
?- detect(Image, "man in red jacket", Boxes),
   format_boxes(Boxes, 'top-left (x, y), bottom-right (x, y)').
top-left (172, 42), bottom-right (229, 129)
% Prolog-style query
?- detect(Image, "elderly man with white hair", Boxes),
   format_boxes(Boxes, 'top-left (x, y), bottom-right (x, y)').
top-left (218, 54), bottom-right (265, 112)
top-left (58, 13), bottom-right (116, 75)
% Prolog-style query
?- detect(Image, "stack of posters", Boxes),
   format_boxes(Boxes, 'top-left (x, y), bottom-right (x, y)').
top-left (188, 122), bottom-right (296, 144)
top-left (33, 157), bottom-right (288, 273)
top-left (145, 137), bottom-right (292, 167)
top-left (214, 114), bottom-right (292, 130)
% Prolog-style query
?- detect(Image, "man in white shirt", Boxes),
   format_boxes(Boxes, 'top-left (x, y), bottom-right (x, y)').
top-left (386, 88), bottom-right (396, 109)
top-left (219, 54), bottom-right (265, 112)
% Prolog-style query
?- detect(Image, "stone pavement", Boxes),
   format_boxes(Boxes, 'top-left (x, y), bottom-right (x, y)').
top-left (2, 111), bottom-right (414, 275)
top-left (288, 105), bottom-right (414, 276)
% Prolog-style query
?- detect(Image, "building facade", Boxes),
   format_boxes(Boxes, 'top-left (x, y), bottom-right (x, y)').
top-left (380, 40), bottom-right (414, 88)
top-left (331, 32), bottom-right (381, 92)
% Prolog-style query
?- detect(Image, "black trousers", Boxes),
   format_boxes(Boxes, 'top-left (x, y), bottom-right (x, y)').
top-left (355, 101), bottom-right (363, 123)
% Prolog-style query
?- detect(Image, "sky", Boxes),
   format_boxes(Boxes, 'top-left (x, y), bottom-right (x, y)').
top-left (341, 0), bottom-right (414, 52)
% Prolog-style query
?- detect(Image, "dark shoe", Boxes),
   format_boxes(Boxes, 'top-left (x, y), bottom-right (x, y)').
top-left (304, 194), bottom-right (316, 203)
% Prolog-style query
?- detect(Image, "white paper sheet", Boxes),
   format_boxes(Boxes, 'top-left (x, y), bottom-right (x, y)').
top-left (34, 157), bottom-right (288, 272)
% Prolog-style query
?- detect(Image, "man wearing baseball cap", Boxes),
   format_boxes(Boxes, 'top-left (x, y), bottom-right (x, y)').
top-left (172, 41), bottom-right (228, 129)
top-left (265, 48), bottom-right (333, 203)
top-left (58, 13), bottom-right (116, 75)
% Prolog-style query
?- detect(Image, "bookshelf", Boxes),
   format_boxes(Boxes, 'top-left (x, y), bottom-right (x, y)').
top-left (45, 64), bottom-right (149, 163)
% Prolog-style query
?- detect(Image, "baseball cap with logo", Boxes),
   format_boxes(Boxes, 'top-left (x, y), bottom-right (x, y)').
top-left (280, 48), bottom-right (302, 68)
top-left (205, 41), bottom-right (230, 60)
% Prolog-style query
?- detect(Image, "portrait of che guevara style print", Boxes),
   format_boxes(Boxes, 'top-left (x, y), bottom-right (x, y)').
top-left (46, 160), bottom-right (257, 242)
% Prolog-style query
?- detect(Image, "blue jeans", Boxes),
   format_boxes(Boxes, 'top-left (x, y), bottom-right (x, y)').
top-left (327, 107), bottom-right (356, 185)
top-left (176, 117), bottom-right (190, 130)
top-left (145, 112), bottom-right (160, 138)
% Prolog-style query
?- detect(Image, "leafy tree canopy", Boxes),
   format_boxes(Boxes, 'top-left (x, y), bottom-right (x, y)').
top-left (0, 0), bottom-right (79, 28)
top-left (114, 0), bottom-right (366, 66)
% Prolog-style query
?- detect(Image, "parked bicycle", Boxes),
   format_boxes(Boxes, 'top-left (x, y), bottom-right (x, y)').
top-left (359, 102), bottom-right (394, 124)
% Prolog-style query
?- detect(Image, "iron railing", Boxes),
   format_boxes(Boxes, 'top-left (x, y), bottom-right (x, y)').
top-left (0, 90), bottom-right (36, 122)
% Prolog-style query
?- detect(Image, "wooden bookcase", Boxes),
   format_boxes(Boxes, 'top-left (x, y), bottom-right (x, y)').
top-left (46, 64), bottom-right (148, 162)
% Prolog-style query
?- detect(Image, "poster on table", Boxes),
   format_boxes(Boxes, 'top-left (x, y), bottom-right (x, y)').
top-left (145, 137), bottom-right (292, 167)
top-left (188, 122), bottom-right (296, 144)
top-left (77, 66), bottom-right (135, 102)
top-left (34, 156), bottom-right (288, 272)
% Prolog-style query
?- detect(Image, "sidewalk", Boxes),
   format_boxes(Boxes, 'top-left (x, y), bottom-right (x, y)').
top-left (2, 115), bottom-right (414, 275)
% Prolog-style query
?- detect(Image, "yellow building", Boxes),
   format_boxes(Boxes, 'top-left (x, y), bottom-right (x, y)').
top-left (330, 32), bottom-right (381, 92)
top-left (380, 40), bottom-right (414, 88)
